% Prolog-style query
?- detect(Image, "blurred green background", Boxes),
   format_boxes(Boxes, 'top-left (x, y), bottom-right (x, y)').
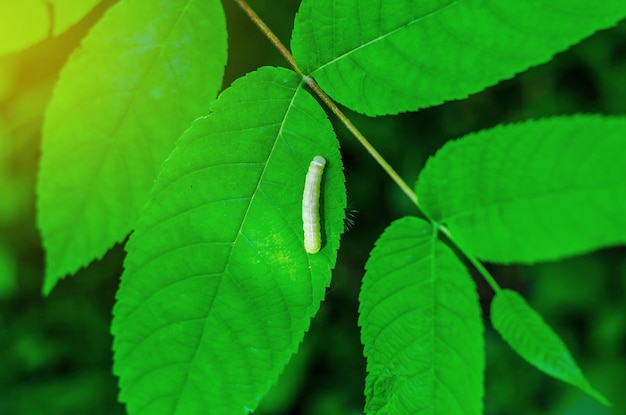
top-left (1, 1), bottom-right (624, 414)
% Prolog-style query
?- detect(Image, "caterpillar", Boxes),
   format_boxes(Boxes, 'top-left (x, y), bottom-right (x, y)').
top-left (302, 155), bottom-right (326, 254)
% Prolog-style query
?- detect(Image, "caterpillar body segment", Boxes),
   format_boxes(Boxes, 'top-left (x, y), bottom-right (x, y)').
top-left (302, 156), bottom-right (326, 254)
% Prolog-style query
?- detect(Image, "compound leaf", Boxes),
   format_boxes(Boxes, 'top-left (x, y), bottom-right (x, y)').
top-left (359, 217), bottom-right (484, 414)
top-left (112, 67), bottom-right (346, 415)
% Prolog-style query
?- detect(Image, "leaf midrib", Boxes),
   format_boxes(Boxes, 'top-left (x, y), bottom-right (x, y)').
top-left (313, 0), bottom-right (460, 73)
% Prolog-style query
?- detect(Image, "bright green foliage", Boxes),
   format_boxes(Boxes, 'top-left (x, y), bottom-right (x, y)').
top-left (112, 67), bottom-right (346, 414)
top-left (291, 0), bottom-right (626, 116)
top-left (416, 115), bottom-right (626, 264)
top-left (37, 0), bottom-right (227, 294)
top-left (0, 0), bottom-right (101, 55)
top-left (359, 217), bottom-right (484, 415)
top-left (491, 289), bottom-right (610, 405)
top-left (49, 0), bottom-right (101, 36)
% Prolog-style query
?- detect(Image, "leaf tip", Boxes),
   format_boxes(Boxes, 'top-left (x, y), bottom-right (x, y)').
top-left (585, 385), bottom-right (611, 407)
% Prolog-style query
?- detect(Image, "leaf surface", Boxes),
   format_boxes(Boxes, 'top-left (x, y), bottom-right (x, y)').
top-left (291, 0), bottom-right (626, 115)
top-left (359, 217), bottom-right (484, 414)
top-left (112, 67), bottom-right (346, 415)
top-left (416, 115), bottom-right (626, 263)
top-left (37, 0), bottom-right (227, 294)
top-left (0, 0), bottom-right (101, 55)
top-left (491, 289), bottom-right (610, 405)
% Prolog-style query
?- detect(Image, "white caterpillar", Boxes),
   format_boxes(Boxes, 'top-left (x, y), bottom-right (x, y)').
top-left (302, 155), bottom-right (326, 254)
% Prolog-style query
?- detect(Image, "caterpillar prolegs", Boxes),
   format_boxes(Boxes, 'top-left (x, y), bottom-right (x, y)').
top-left (302, 156), bottom-right (326, 254)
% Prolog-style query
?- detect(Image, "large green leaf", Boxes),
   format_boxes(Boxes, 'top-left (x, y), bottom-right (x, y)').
top-left (416, 115), bottom-right (626, 264)
top-left (0, 0), bottom-right (102, 56)
top-left (37, 0), bottom-right (227, 294)
top-left (359, 217), bottom-right (484, 415)
top-left (291, 0), bottom-right (626, 116)
top-left (491, 289), bottom-right (610, 405)
top-left (50, 0), bottom-right (103, 36)
top-left (112, 67), bottom-right (346, 415)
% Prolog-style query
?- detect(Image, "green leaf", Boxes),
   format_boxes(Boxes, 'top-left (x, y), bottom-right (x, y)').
top-left (112, 67), bottom-right (346, 415)
top-left (0, 0), bottom-right (101, 56)
top-left (491, 289), bottom-right (610, 405)
top-left (37, 0), bottom-right (227, 294)
top-left (49, 0), bottom-right (102, 37)
top-left (416, 115), bottom-right (626, 264)
top-left (291, 0), bottom-right (626, 116)
top-left (359, 217), bottom-right (484, 415)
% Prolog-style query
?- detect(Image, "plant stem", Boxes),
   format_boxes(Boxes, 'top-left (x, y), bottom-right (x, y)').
top-left (304, 80), bottom-right (419, 206)
top-left (232, 0), bottom-right (302, 77)
top-left (439, 225), bottom-right (502, 293)
top-left (232, 0), bottom-right (418, 207)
